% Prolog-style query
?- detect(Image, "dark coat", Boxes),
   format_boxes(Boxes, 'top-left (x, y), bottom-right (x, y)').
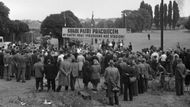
top-left (123, 65), bottom-right (135, 83)
top-left (91, 63), bottom-right (101, 80)
top-left (33, 62), bottom-right (44, 78)
top-left (175, 62), bottom-right (186, 80)
top-left (44, 54), bottom-right (54, 65)
top-left (82, 61), bottom-right (91, 84)
top-left (45, 63), bottom-right (57, 79)
top-left (117, 61), bottom-right (127, 80)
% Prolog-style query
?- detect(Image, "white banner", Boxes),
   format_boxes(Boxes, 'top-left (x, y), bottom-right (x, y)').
top-left (62, 28), bottom-right (126, 39)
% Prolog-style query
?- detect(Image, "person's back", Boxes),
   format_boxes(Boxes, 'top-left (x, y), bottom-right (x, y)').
top-left (34, 61), bottom-right (44, 78)
top-left (104, 60), bottom-right (120, 105)
top-left (61, 60), bottom-right (71, 73)
top-left (44, 53), bottom-right (53, 65)
top-left (45, 63), bottom-right (57, 79)
top-left (71, 61), bottom-right (79, 77)
top-left (105, 65), bottom-right (120, 84)
top-left (77, 54), bottom-right (85, 62)
top-left (20, 54), bottom-right (27, 68)
top-left (139, 62), bottom-right (146, 75)
top-left (91, 60), bottom-right (101, 80)
top-left (175, 58), bottom-right (186, 96)
top-left (176, 61), bottom-right (186, 79)
top-left (118, 61), bottom-right (127, 79)
top-left (143, 62), bottom-right (150, 79)
top-left (31, 52), bottom-right (38, 65)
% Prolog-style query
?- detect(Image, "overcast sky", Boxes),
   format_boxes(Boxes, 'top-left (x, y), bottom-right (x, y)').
top-left (1, 0), bottom-right (190, 21)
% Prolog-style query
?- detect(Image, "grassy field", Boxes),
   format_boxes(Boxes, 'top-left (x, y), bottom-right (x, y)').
top-left (124, 30), bottom-right (190, 51)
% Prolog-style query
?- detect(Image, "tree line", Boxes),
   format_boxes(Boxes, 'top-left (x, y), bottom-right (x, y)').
top-left (0, 2), bottom-right (29, 41)
top-left (154, 0), bottom-right (180, 29)
top-left (40, 0), bottom-right (190, 44)
top-left (93, 0), bottom-right (180, 32)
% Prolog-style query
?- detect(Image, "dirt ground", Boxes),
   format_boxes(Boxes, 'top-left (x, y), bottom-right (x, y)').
top-left (0, 78), bottom-right (190, 107)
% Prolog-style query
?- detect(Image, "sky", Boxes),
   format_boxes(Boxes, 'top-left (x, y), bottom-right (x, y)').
top-left (1, 0), bottom-right (190, 21)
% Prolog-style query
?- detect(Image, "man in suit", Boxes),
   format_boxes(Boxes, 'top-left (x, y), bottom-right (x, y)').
top-left (123, 61), bottom-right (135, 101)
top-left (137, 59), bottom-right (146, 94)
top-left (44, 59), bottom-right (57, 91)
top-left (70, 59), bottom-right (79, 91)
top-left (17, 52), bottom-right (27, 83)
top-left (117, 57), bottom-right (127, 95)
top-left (33, 58), bottom-right (44, 92)
top-left (175, 58), bottom-right (186, 96)
top-left (104, 59), bottom-right (120, 105)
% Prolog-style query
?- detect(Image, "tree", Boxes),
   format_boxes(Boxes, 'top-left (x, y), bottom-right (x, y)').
top-left (168, 1), bottom-right (173, 29)
top-left (185, 16), bottom-right (190, 30)
top-left (172, 1), bottom-right (180, 29)
top-left (138, 8), bottom-right (152, 30)
top-left (140, 1), bottom-right (153, 29)
top-left (148, 5), bottom-right (153, 29)
top-left (81, 21), bottom-right (92, 28)
top-left (0, 2), bottom-right (10, 17)
top-left (140, 1), bottom-right (145, 9)
top-left (41, 10), bottom-right (82, 47)
top-left (122, 10), bottom-right (132, 28)
top-left (9, 20), bottom-right (29, 41)
top-left (163, 4), bottom-right (168, 29)
top-left (96, 20), bottom-right (115, 28)
top-left (123, 9), bottom-right (151, 32)
top-left (0, 1), bottom-right (29, 41)
top-left (0, 2), bottom-right (10, 37)
top-left (114, 18), bottom-right (123, 28)
top-left (154, 4), bottom-right (160, 29)
top-left (96, 20), bottom-right (106, 28)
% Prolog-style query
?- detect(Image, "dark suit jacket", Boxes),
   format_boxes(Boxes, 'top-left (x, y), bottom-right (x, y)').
top-left (45, 63), bottom-right (57, 79)
top-left (175, 62), bottom-right (186, 80)
top-left (123, 65), bottom-right (135, 83)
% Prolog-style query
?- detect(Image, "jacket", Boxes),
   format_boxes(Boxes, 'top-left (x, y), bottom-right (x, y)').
top-left (71, 62), bottom-right (79, 77)
top-left (44, 63), bottom-right (57, 79)
top-left (91, 63), bottom-right (101, 80)
top-left (175, 62), bottom-right (186, 80)
top-left (33, 62), bottom-right (44, 78)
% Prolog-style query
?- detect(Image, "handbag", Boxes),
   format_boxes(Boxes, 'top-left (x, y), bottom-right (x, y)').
top-left (129, 77), bottom-right (136, 83)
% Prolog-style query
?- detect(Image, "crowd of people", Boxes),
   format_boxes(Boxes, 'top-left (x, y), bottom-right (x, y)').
top-left (0, 41), bottom-right (190, 106)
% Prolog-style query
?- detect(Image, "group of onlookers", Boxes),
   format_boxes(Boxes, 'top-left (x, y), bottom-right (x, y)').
top-left (0, 43), bottom-right (190, 106)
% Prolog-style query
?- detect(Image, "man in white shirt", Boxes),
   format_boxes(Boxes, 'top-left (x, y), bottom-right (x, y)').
top-left (160, 52), bottom-right (167, 68)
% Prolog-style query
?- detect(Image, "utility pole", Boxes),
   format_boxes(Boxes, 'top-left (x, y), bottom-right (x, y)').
top-left (160, 0), bottom-right (164, 51)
